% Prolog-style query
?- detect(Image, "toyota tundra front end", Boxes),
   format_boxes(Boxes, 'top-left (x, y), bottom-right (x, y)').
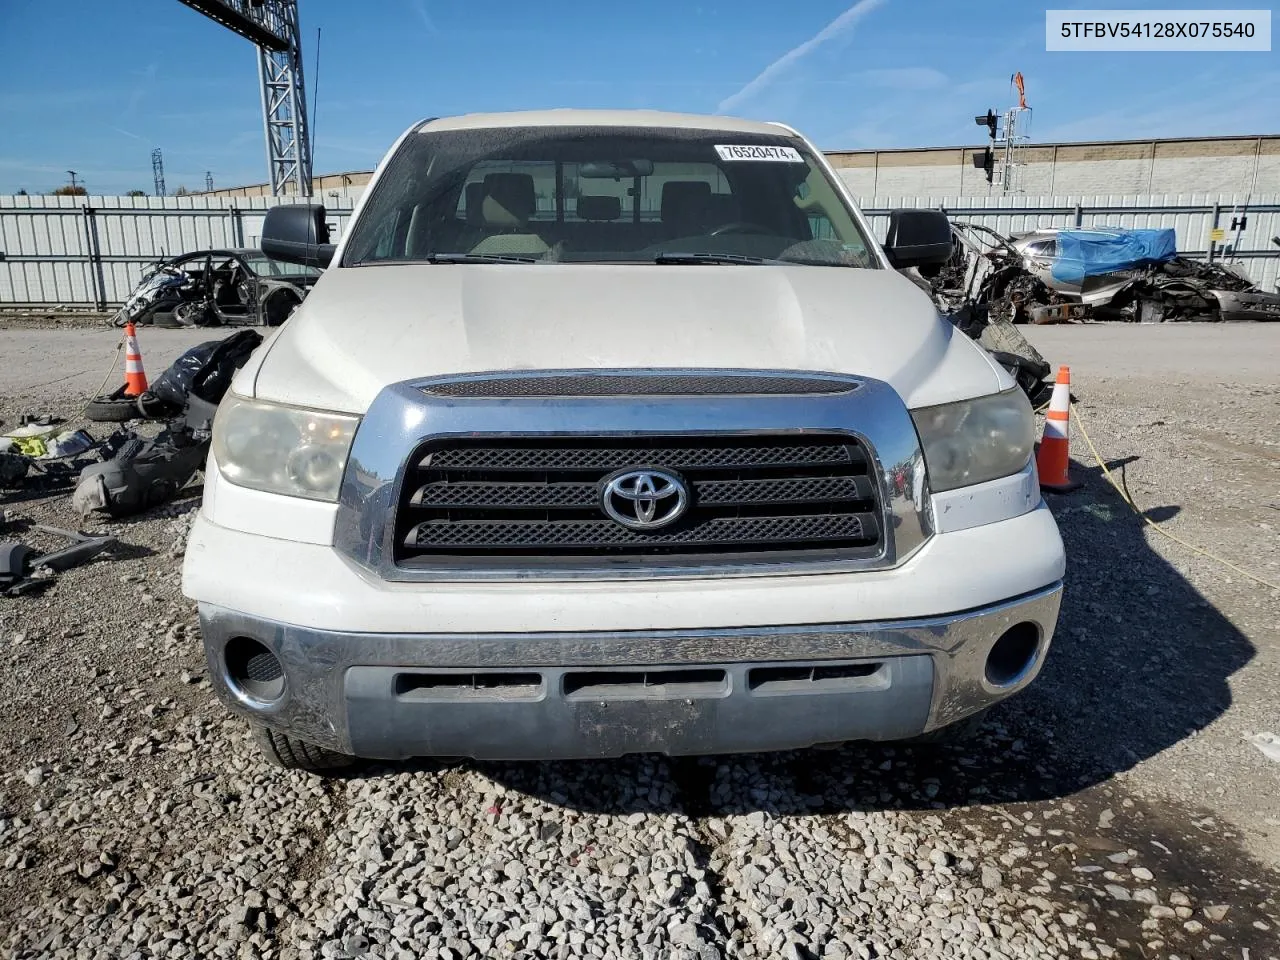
top-left (183, 110), bottom-right (1064, 770)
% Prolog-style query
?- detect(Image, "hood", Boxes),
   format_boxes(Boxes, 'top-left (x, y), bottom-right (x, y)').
top-left (249, 263), bottom-right (1005, 413)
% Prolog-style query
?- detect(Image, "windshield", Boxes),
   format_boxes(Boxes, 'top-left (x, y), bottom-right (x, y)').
top-left (342, 126), bottom-right (877, 268)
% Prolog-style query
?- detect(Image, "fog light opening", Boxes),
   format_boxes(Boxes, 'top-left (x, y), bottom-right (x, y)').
top-left (985, 622), bottom-right (1041, 687)
top-left (225, 636), bottom-right (285, 703)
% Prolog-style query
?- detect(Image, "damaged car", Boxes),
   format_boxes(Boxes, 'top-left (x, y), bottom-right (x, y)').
top-left (928, 223), bottom-right (1280, 324)
top-left (1010, 228), bottom-right (1280, 323)
top-left (113, 248), bottom-right (320, 329)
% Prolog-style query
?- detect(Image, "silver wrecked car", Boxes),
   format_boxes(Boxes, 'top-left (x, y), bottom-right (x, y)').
top-left (1009, 228), bottom-right (1280, 322)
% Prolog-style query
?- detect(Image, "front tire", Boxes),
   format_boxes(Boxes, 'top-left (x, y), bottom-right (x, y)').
top-left (251, 724), bottom-right (356, 773)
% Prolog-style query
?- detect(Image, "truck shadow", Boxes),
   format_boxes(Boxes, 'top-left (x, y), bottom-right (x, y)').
top-left (469, 458), bottom-right (1255, 818)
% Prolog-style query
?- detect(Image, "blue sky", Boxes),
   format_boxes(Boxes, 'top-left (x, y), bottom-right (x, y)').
top-left (1, 0), bottom-right (1276, 194)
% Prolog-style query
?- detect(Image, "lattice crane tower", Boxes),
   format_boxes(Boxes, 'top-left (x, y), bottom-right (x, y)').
top-left (176, 0), bottom-right (312, 196)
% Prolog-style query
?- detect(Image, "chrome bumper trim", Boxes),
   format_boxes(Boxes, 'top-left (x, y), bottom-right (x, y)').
top-left (199, 582), bottom-right (1062, 759)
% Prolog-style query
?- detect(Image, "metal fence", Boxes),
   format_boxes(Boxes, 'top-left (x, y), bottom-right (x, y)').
top-left (1, 192), bottom-right (1276, 307)
top-left (0, 194), bottom-right (355, 308)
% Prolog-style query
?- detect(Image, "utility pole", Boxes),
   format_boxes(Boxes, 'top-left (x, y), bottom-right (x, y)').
top-left (67, 170), bottom-right (81, 193)
top-left (175, 1), bottom-right (312, 196)
top-left (152, 148), bottom-right (167, 197)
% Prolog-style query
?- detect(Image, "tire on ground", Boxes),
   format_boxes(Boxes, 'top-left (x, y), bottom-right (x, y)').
top-left (84, 386), bottom-right (180, 422)
top-left (251, 723), bottom-right (357, 773)
top-left (84, 397), bottom-right (142, 422)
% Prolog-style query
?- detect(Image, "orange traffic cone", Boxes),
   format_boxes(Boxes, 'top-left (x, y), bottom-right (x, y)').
top-left (1037, 365), bottom-right (1080, 492)
top-left (123, 322), bottom-right (149, 397)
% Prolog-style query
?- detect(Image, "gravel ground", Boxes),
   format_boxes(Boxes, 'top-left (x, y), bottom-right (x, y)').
top-left (1, 322), bottom-right (1278, 959)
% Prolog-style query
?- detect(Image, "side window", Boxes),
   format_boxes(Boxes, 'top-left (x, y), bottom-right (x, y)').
top-left (1026, 239), bottom-right (1057, 258)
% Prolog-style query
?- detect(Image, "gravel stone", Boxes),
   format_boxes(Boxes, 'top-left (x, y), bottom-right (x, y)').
top-left (3, 323), bottom-right (1280, 959)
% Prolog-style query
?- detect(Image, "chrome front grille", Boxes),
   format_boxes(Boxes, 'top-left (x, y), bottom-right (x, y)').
top-left (395, 435), bottom-right (882, 564)
top-left (333, 368), bottom-right (932, 581)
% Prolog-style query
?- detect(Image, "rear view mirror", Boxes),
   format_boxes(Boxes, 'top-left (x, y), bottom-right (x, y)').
top-left (579, 159), bottom-right (654, 179)
top-left (883, 209), bottom-right (954, 269)
top-left (261, 203), bottom-right (335, 268)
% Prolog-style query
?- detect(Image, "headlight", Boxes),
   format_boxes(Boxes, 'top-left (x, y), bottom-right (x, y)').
top-left (911, 388), bottom-right (1035, 493)
top-left (212, 394), bottom-right (359, 501)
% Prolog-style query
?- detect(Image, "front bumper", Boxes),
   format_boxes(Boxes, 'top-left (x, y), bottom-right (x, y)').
top-left (198, 583), bottom-right (1061, 760)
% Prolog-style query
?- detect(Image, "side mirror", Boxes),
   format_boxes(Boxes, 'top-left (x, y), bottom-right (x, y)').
top-left (883, 209), bottom-right (954, 270)
top-left (261, 204), bottom-right (335, 268)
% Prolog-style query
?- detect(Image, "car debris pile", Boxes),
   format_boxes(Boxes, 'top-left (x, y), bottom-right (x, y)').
top-left (948, 302), bottom-right (1053, 406)
top-left (74, 331), bottom-right (262, 518)
top-left (1, 330), bottom-right (261, 528)
top-left (0, 416), bottom-right (105, 492)
top-left (903, 256), bottom-right (1053, 406)
top-left (1, 329), bottom-right (263, 599)
top-left (111, 249), bottom-right (318, 329)
top-left (926, 222), bottom-right (1280, 324)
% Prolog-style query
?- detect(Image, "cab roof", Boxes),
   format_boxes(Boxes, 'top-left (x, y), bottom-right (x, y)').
top-left (416, 109), bottom-right (798, 137)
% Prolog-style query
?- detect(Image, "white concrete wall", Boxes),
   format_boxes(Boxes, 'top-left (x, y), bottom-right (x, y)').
top-left (832, 137), bottom-right (1278, 204)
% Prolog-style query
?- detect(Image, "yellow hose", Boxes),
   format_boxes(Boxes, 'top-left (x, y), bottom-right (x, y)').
top-left (1069, 400), bottom-right (1279, 593)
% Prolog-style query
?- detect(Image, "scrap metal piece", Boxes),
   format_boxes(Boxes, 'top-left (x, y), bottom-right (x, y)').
top-left (1029, 302), bottom-right (1090, 325)
top-left (0, 528), bottom-right (116, 597)
top-left (0, 542), bottom-right (35, 584)
top-left (1212, 288), bottom-right (1280, 322)
top-left (30, 526), bottom-right (117, 573)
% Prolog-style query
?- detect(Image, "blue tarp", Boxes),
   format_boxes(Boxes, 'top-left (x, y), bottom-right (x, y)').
top-left (1050, 228), bottom-right (1177, 285)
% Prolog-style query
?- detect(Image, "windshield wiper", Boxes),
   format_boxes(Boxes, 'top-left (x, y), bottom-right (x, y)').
top-left (653, 251), bottom-right (780, 265)
top-left (420, 252), bottom-right (541, 264)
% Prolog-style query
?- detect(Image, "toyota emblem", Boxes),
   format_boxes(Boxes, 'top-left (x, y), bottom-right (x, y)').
top-left (600, 468), bottom-right (689, 530)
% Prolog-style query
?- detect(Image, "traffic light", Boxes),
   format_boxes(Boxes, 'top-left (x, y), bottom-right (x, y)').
top-left (973, 109), bottom-right (998, 184)
top-left (972, 147), bottom-right (995, 184)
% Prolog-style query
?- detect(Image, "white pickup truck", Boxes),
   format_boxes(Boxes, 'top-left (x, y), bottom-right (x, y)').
top-left (182, 110), bottom-right (1065, 771)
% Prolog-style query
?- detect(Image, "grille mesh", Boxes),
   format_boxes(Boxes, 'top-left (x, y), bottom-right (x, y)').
top-left (397, 434), bottom-right (881, 563)
top-left (421, 374), bottom-right (857, 398)
top-left (408, 514), bottom-right (874, 549)
top-left (424, 442), bottom-right (860, 472)
top-left (245, 651), bottom-right (283, 683)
